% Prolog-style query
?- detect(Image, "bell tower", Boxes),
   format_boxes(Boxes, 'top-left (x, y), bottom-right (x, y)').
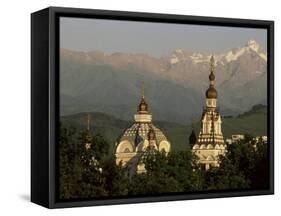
top-left (191, 56), bottom-right (226, 170)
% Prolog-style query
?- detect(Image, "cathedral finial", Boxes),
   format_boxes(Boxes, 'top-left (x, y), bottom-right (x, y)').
top-left (206, 55), bottom-right (217, 99)
top-left (209, 55), bottom-right (215, 83)
top-left (138, 82), bottom-right (148, 114)
top-left (210, 55), bottom-right (215, 72)
top-left (141, 81), bottom-right (145, 99)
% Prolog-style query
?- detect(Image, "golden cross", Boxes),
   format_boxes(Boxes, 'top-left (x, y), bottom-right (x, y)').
top-left (210, 55), bottom-right (215, 72)
top-left (141, 81), bottom-right (145, 99)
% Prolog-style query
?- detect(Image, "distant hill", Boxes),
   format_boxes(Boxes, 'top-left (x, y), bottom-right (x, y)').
top-left (61, 104), bottom-right (267, 155)
top-left (221, 104), bottom-right (267, 138)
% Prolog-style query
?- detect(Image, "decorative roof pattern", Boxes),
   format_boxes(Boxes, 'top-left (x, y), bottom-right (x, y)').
top-left (119, 122), bottom-right (168, 147)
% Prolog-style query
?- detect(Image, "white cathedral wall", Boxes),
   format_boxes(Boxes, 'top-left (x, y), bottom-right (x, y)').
top-left (214, 121), bottom-right (222, 134)
top-left (201, 114), bottom-right (223, 135)
top-left (206, 98), bottom-right (217, 107)
top-left (193, 149), bottom-right (225, 162)
top-left (115, 141), bottom-right (136, 166)
top-left (134, 114), bottom-right (152, 122)
top-left (115, 152), bottom-right (137, 166)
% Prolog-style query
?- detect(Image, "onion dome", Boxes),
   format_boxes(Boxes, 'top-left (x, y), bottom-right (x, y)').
top-left (138, 82), bottom-right (149, 114)
top-left (189, 128), bottom-right (197, 145)
top-left (206, 86), bottom-right (217, 99)
top-left (138, 96), bottom-right (149, 114)
top-left (209, 71), bottom-right (215, 81)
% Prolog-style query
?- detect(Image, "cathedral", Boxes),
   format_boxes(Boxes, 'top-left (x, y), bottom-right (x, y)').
top-left (191, 56), bottom-right (227, 170)
top-left (115, 86), bottom-right (171, 175)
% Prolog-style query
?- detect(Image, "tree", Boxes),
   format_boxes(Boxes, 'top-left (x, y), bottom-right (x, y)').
top-left (60, 124), bottom-right (269, 198)
top-left (101, 157), bottom-right (129, 196)
top-left (249, 139), bottom-right (269, 189)
top-left (59, 125), bottom-right (111, 199)
top-left (203, 135), bottom-right (268, 190)
top-left (128, 150), bottom-right (204, 195)
top-left (59, 125), bottom-right (82, 199)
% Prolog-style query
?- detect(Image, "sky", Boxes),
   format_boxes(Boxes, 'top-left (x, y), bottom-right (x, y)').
top-left (60, 17), bottom-right (267, 57)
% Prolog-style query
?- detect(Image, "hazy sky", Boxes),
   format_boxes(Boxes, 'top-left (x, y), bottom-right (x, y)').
top-left (60, 17), bottom-right (267, 57)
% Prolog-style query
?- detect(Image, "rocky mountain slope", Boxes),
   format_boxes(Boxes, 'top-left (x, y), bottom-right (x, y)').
top-left (60, 40), bottom-right (267, 124)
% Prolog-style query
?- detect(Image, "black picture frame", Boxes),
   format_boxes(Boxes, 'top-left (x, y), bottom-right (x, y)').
top-left (31, 6), bottom-right (274, 209)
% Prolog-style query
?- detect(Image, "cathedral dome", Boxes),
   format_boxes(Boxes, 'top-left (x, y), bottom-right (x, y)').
top-left (118, 122), bottom-right (168, 149)
top-left (206, 86), bottom-right (217, 99)
top-left (115, 84), bottom-right (171, 174)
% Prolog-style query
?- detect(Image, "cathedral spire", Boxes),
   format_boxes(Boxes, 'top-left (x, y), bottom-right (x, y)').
top-left (141, 81), bottom-right (145, 99)
top-left (206, 55), bottom-right (218, 99)
top-left (192, 55), bottom-right (226, 170)
top-left (209, 55), bottom-right (215, 84)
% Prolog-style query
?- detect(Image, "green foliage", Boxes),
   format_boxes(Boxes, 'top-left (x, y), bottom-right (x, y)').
top-left (101, 158), bottom-right (129, 196)
top-left (59, 124), bottom-right (269, 199)
top-left (59, 125), bottom-right (128, 199)
top-left (128, 151), bottom-right (205, 195)
top-left (204, 136), bottom-right (268, 190)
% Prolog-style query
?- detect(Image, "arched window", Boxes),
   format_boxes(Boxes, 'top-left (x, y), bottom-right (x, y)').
top-left (159, 141), bottom-right (170, 153)
top-left (200, 144), bottom-right (206, 149)
top-left (124, 148), bottom-right (131, 153)
top-left (193, 144), bottom-right (200, 150)
top-left (116, 141), bottom-right (134, 153)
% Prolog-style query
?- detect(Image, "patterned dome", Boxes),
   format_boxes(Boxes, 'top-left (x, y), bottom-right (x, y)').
top-left (118, 122), bottom-right (168, 148)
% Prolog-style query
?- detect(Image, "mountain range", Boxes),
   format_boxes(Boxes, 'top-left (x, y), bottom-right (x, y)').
top-left (60, 40), bottom-right (267, 125)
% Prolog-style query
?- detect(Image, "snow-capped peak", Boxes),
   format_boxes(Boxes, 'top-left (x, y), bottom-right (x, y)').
top-left (190, 52), bottom-right (208, 64)
top-left (174, 49), bottom-right (184, 54)
top-left (170, 49), bottom-right (186, 64)
top-left (246, 40), bottom-right (260, 52)
top-left (225, 47), bottom-right (246, 62)
top-left (169, 40), bottom-right (266, 65)
top-left (224, 40), bottom-right (267, 62)
top-left (170, 55), bottom-right (179, 64)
